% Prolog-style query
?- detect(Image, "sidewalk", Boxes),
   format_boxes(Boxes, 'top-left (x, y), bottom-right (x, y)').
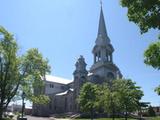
top-left (27, 115), bottom-right (71, 120)
top-left (14, 115), bottom-right (71, 120)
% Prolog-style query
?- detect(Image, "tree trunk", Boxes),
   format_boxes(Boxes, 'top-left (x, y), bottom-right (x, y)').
top-left (90, 109), bottom-right (94, 120)
top-left (139, 107), bottom-right (142, 120)
top-left (112, 106), bottom-right (115, 120)
top-left (0, 108), bottom-right (3, 120)
top-left (125, 111), bottom-right (128, 120)
top-left (0, 101), bottom-right (5, 120)
top-left (112, 114), bottom-right (115, 120)
top-left (111, 96), bottom-right (115, 120)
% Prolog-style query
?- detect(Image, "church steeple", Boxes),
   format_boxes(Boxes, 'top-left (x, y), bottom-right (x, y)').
top-left (92, 5), bottom-right (114, 64)
top-left (97, 6), bottom-right (108, 41)
top-left (96, 4), bottom-right (110, 46)
top-left (90, 3), bottom-right (122, 80)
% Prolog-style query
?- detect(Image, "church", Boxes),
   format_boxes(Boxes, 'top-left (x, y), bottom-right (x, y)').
top-left (32, 5), bottom-right (122, 116)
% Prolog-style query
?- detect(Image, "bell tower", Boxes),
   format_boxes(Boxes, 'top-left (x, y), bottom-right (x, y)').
top-left (93, 6), bottom-right (114, 64)
top-left (90, 4), bottom-right (122, 80)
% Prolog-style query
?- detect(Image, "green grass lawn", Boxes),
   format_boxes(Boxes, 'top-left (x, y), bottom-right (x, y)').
top-left (73, 116), bottom-right (160, 120)
top-left (146, 117), bottom-right (160, 120)
top-left (74, 118), bottom-right (136, 120)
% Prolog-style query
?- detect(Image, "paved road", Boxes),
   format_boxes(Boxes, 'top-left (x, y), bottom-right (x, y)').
top-left (26, 116), bottom-right (53, 120)
top-left (14, 115), bottom-right (71, 120)
top-left (25, 116), bottom-right (70, 120)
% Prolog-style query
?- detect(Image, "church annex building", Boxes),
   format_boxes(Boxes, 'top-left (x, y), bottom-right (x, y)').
top-left (32, 5), bottom-right (122, 116)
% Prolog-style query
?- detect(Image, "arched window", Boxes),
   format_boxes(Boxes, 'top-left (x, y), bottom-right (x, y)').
top-left (106, 51), bottom-right (109, 61)
top-left (98, 51), bottom-right (101, 61)
top-left (50, 84), bottom-right (54, 88)
top-left (107, 72), bottom-right (114, 80)
top-left (80, 76), bottom-right (86, 83)
top-left (95, 53), bottom-right (98, 62)
top-left (81, 76), bottom-right (85, 79)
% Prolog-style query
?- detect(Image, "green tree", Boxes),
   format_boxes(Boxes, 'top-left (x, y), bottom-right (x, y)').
top-left (120, 0), bottom-right (160, 95)
top-left (99, 79), bottom-right (143, 120)
top-left (78, 82), bottom-right (99, 120)
top-left (101, 82), bottom-right (120, 120)
top-left (0, 26), bottom-right (50, 119)
top-left (144, 41), bottom-right (160, 94)
top-left (155, 85), bottom-right (160, 95)
top-left (138, 102), bottom-right (150, 119)
top-left (144, 41), bottom-right (160, 95)
top-left (120, 0), bottom-right (160, 33)
top-left (148, 106), bottom-right (156, 117)
top-left (114, 79), bottom-right (143, 120)
top-left (20, 48), bottom-right (50, 104)
top-left (144, 41), bottom-right (160, 70)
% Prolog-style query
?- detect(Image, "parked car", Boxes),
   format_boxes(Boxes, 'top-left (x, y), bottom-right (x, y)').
top-left (4, 112), bottom-right (14, 118)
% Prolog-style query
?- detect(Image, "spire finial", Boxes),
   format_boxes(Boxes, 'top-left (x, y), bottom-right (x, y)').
top-left (96, 0), bottom-right (110, 43)
top-left (100, 0), bottom-right (102, 7)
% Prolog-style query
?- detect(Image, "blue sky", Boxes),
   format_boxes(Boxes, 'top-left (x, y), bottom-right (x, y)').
top-left (0, 0), bottom-right (160, 106)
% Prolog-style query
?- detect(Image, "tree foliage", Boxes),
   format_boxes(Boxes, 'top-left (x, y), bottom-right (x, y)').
top-left (120, 0), bottom-right (160, 96)
top-left (101, 82), bottom-right (120, 120)
top-left (120, 0), bottom-right (160, 33)
top-left (101, 79), bottom-right (143, 120)
top-left (20, 48), bottom-right (50, 104)
top-left (148, 106), bottom-right (156, 117)
top-left (78, 82), bottom-right (99, 120)
top-left (0, 26), bottom-right (20, 119)
top-left (155, 85), bottom-right (160, 95)
top-left (0, 26), bottom-right (50, 118)
top-left (79, 79), bottom-right (143, 120)
top-left (144, 41), bottom-right (160, 70)
top-left (114, 79), bottom-right (143, 120)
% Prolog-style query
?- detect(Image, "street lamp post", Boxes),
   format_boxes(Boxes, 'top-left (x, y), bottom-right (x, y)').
top-left (21, 92), bottom-right (26, 118)
top-left (18, 91), bottom-right (27, 120)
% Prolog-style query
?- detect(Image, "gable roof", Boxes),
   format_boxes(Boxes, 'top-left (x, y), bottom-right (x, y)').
top-left (55, 88), bottom-right (74, 96)
top-left (45, 75), bottom-right (73, 85)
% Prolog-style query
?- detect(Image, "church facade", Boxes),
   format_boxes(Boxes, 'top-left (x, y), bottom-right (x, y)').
top-left (32, 6), bottom-right (122, 117)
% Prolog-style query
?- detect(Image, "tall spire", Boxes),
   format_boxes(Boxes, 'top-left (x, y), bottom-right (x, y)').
top-left (97, 4), bottom-right (108, 39)
top-left (100, 0), bottom-right (102, 7)
top-left (90, 1), bottom-right (122, 81)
